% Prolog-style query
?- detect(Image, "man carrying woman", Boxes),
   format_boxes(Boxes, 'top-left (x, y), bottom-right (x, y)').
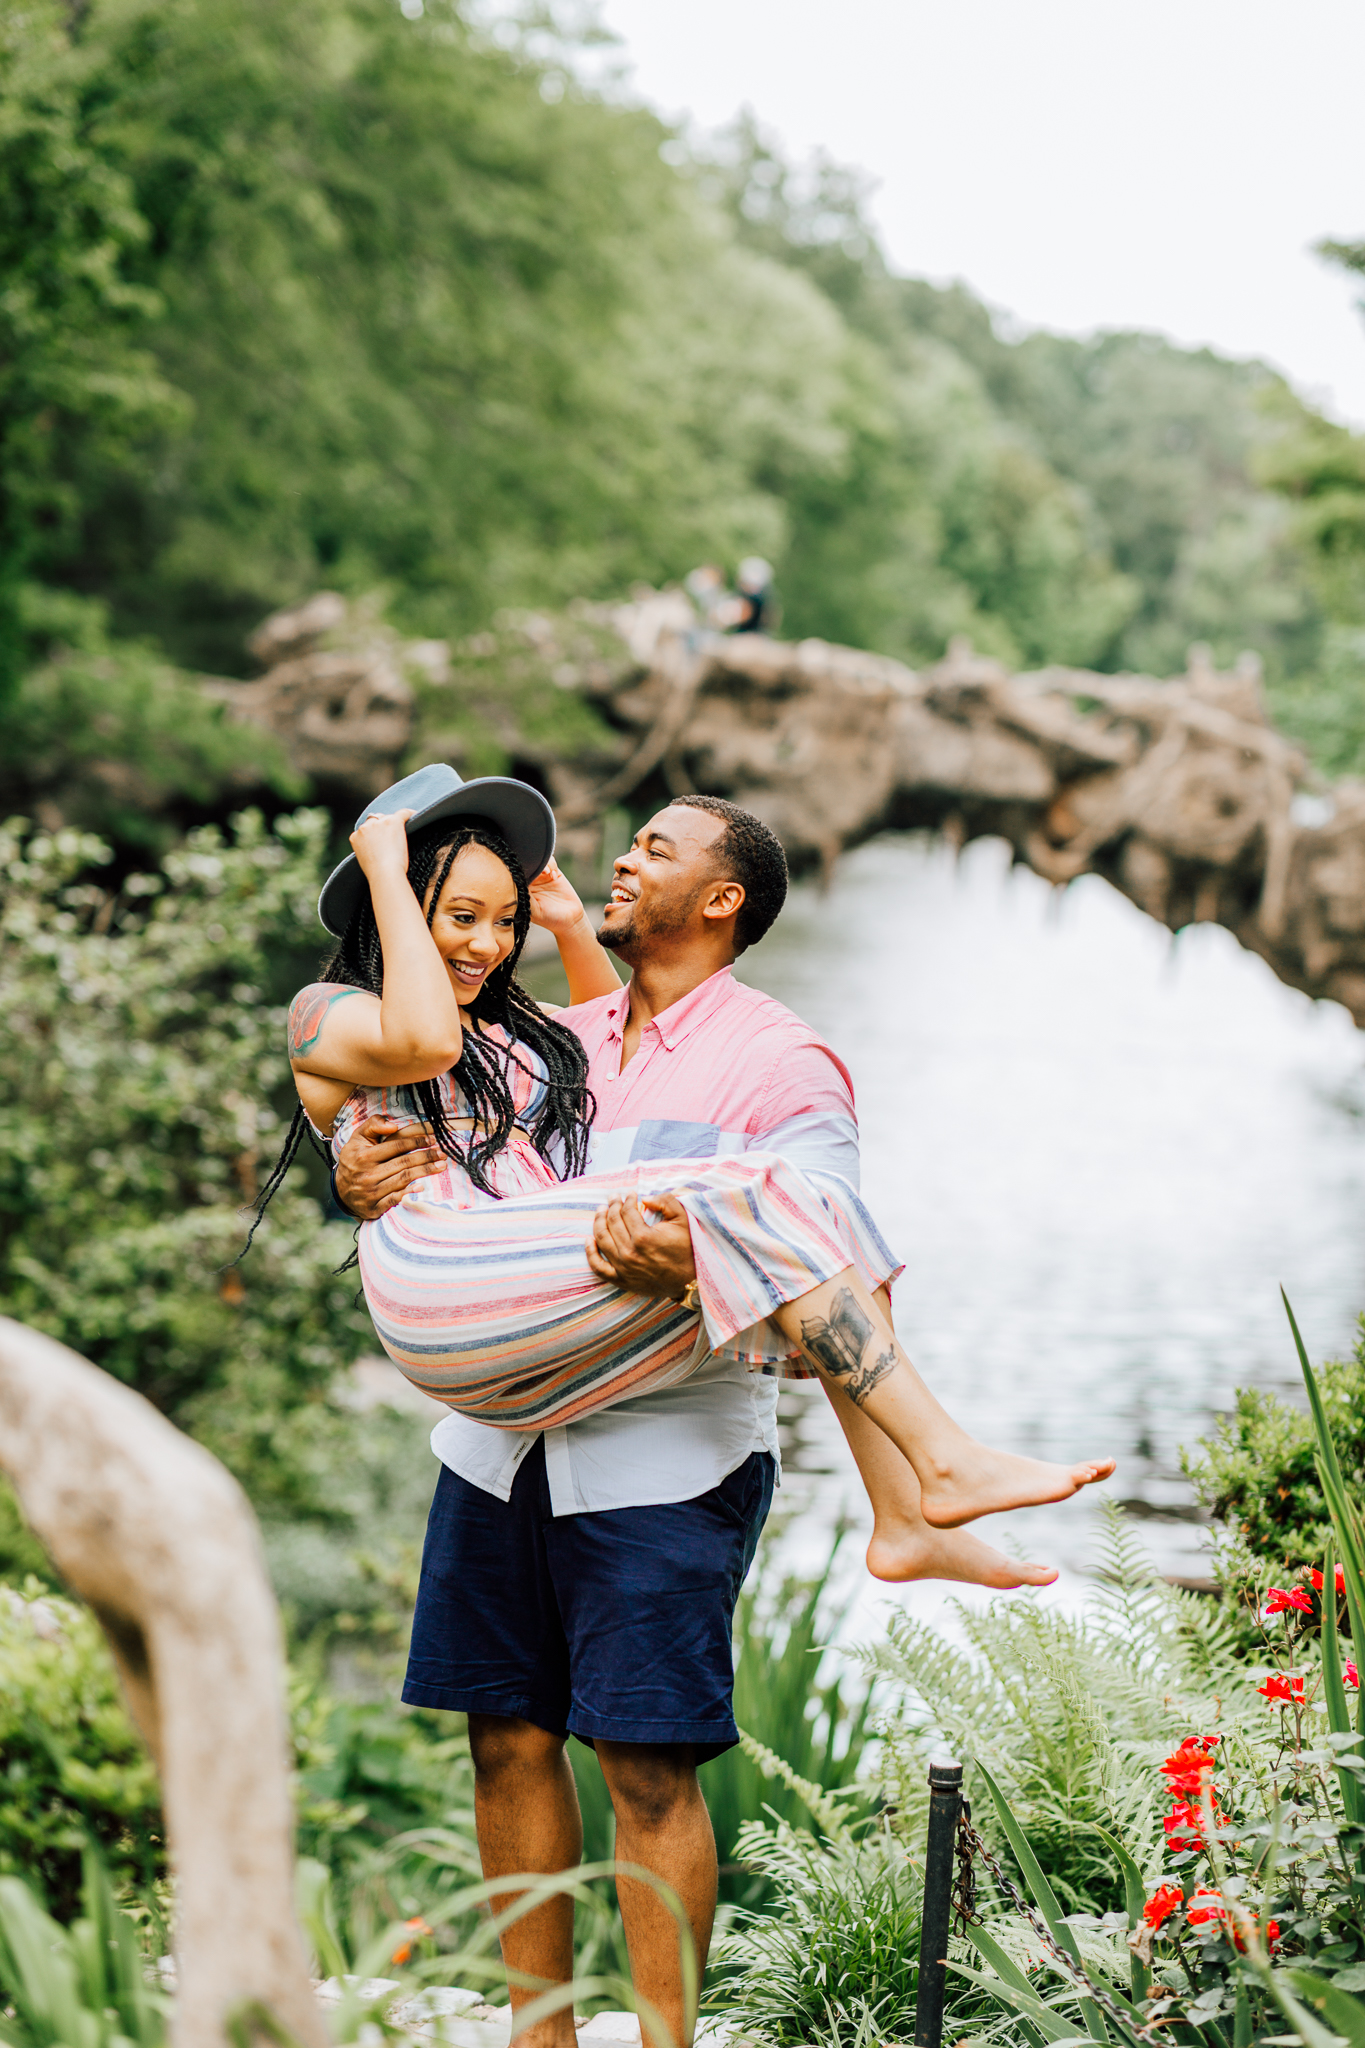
top-left (296, 764), bottom-right (1114, 2048)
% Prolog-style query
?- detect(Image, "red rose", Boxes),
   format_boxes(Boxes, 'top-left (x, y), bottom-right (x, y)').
top-left (1257, 1672), bottom-right (1305, 1703)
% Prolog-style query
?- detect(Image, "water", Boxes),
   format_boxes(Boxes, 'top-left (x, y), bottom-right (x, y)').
top-left (732, 834), bottom-right (1365, 1638)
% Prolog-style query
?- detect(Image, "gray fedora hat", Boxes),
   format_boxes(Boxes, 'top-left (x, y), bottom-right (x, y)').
top-left (317, 763), bottom-right (556, 936)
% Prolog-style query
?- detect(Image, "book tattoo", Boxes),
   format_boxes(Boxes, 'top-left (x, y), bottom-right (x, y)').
top-left (798, 1285), bottom-right (897, 1408)
top-left (288, 982), bottom-right (363, 1059)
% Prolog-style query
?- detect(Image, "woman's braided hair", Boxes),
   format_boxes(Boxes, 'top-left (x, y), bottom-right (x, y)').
top-left (242, 818), bottom-right (594, 1256)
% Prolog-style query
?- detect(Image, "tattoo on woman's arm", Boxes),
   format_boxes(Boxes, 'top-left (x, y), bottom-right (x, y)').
top-left (288, 983), bottom-right (362, 1059)
top-left (799, 1285), bottom-right (897, 1408)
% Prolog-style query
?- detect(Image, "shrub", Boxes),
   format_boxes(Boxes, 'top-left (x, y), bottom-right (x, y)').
top-left (859, 1507), bottom-right (1246, 1917)
top-left (0, 1583), bottom-right (161, 1919)
top-left (712, 1821), bottom-right (937, 2048)
top-left (0, 808), bottom-right (374, 1513)
top-left (1182, 1318), bottom-right (1365, 1573)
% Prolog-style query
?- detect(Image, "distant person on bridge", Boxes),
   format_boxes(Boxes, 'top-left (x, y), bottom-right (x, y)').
top-left (730, 555), bottom-right (778, 634)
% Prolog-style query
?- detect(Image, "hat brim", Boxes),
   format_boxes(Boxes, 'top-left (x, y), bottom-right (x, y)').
top-left (317, 776), bottom-right (557, 937)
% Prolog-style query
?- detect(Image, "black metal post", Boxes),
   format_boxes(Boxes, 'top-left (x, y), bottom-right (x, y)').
top-left (915, 1758), bottom-right (963, 2048)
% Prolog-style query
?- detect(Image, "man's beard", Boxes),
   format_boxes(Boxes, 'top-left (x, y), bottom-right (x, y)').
top-left (597, 883), bottom-right (704, 959)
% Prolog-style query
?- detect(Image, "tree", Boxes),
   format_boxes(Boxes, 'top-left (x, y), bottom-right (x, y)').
top-left (0, 0), bottom-right (182, 697)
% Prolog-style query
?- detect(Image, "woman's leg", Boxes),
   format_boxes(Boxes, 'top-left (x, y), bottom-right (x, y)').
top-left (772, 1270), bottom-right (1114, 1528)
top-left (820, 1288), bottom-right (1058, 1587)
top-left (826, 1386), bottom-right (1057, 1586)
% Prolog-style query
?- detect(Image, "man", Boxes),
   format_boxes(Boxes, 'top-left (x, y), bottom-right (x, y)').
top-left (334, 796), bottom-right (1034, 2047)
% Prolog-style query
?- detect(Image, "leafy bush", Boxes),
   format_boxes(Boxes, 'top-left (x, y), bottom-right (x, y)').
top-left (0, 807), bottom-right (374, 1513)
top-left (0, 1584), bottom-right (161, 1919)
top-left (0, 589), bottom-right (300, 858)
top-left (712, 1821), bottom-right (936, 2048)
top-left (859, 1508), bottom-right (1243, 1917)
top-left (1182, 1318), bottom-right (1365, 1574)
top-left (954, 1318), bottom-right (1365, 2048)
top-left (0, 1569), bottom-right (480, 1933)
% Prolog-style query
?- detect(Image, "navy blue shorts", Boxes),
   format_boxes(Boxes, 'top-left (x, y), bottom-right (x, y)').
top-left (402, 1441), bottom-right (776, 1763)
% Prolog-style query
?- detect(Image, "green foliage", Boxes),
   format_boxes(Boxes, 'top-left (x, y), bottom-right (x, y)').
top-left (0, 1584), bottom-right (161, 1921)
top-left (862, 1506), bottom-right (1247, 1914)
top-left (4, 0), bottom-right (1334, 724)
top-left (0, 1849), bottom-right (167, 2048)
top-left (0, 0), bottom-right (183, 697)
top-left (0, 589), bottom-right (299, 855)
top-left (1258, 403), bottom-right (1365, 629)
top-left (0, 808), bottom-right (371, 1511)
top-left (712, 1822), bottom-right (937, 2048)
top-left (708, 120), bottom-right (1326, 686)
top-left (1182, 1318), bottom-right (1365, 1572)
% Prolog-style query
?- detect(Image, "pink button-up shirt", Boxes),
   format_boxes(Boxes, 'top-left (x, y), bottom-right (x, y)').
top-left (429, 967), bottom-right (862, 1514)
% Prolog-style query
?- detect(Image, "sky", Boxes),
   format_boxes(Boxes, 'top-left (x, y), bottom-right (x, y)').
top-left (583, 0), bottom-right (1365, 425)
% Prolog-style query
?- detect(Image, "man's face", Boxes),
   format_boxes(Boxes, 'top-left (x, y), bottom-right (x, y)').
top-left (597, 806), bottom-right (730, 965)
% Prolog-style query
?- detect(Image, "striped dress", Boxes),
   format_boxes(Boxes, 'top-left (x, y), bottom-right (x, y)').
top-left (328, 1024), bottom-right (902, 1431)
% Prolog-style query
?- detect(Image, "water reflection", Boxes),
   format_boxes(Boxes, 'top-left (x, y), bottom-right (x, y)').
top-left (735, 835), bottom-right (1365, 1635)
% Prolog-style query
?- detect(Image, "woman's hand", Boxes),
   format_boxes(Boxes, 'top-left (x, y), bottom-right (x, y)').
top-left (528, 858), bottom-right (589, 934)
top-left (351, 809), bottom-right (414, 881)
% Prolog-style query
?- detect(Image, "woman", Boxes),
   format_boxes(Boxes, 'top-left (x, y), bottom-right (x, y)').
top-left (267, 765), bottom-right (1114, 1538)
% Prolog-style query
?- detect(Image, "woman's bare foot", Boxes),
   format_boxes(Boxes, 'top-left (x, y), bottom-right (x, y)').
top-left (917, 1449), bottom-right (1116, 1531)
top-left (866, 1518), bottom-right (1058, 1588)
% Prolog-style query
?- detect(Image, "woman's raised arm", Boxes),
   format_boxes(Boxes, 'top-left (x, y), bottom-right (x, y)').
top-left (288, 811), bottom-right (464, 1087)
top-left (528, 859), bottom-right (622, 1006)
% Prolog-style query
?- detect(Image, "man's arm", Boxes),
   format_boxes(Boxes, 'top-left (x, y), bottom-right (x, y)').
top-left (586, 1039), bottom-right (858, 1296)
top-left (333, 1114), bottom-right (443, 1220)
top-left (586, 1194), bottom-right (695, 1295)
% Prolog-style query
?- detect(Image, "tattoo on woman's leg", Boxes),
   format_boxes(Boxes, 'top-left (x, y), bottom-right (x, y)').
top-left (799, 1287), bottom-right (873, 1379)
top-left (846, 1347), bottom-right (897, 1408)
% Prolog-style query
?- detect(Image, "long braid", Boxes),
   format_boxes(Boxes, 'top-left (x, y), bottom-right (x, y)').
top-left (246, 818), bottom-right (594, 1248)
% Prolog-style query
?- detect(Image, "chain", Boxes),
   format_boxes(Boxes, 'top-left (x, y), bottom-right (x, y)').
top-left (952, 1808), bottom-right (1160, 2045)
top-left (952, 1797), bottom-right (978, 1936)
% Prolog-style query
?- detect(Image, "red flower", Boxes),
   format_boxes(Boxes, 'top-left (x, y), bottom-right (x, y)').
top-left (1183, 1889), bottom-right (1279, 1953)
top-left (1185, 1887), bottom-right (1226, 1928)
top-left (390, 1915), bottom-right (432, 1966)
top-left (1160, 1737), bottom-right (1220, 1798)
top-left (1144, 1883), bottom-right (1183, 1931)
top-left (1264, 1586), bottom-right (1314, 1617)
top-left (1309, 1565), bottom-right (1347, 1596)
top-left (1257, 1672), bottom-right (1305, 1703)
top-left (1348, 1661), bottom-right (1361, 1689)
top-left (1164, 1801), bottom-right (1221, 1854)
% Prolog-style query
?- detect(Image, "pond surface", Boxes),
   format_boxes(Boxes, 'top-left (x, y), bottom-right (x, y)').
top-left (732, 835), bottom-right (1365, 1638)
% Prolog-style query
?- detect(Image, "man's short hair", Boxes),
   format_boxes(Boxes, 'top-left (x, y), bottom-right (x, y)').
top-left (671, 795), bottom-right (788, 952)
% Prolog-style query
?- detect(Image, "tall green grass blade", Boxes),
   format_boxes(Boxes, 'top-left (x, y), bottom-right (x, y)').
top-left (1234, 1981), bottom-right (1251, 2048)
top-left (1317, 1542), bottom-right (1363, 1826)
top-left (949, 1953), bottom-right (1077, 2045)
top-left (1093, 1827), bottom-right (1150, 2004)
top-left (975, 1762), bottom-right (1109, 2043)
top-left (1287, 1969), bottom-right (1365, 2048)
top-left (1285, 1292), bottom-right (1365, 1746)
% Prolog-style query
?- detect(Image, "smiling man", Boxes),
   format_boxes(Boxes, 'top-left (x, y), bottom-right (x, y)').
top-left (331, 795), bottom-right (974, 2048)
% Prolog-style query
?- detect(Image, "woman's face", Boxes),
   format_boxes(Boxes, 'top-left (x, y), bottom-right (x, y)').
top-left (424, 842), bottom-right (519, 1010)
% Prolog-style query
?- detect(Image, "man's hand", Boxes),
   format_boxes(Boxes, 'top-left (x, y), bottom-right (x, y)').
top-left (586, 1194), bottom-right (697, 1297)
top-left (334, 1114), bottom-right (442, 1220)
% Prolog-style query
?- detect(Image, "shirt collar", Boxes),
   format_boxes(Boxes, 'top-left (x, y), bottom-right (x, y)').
top-left (639, 965), bottom-right (737, 1051)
